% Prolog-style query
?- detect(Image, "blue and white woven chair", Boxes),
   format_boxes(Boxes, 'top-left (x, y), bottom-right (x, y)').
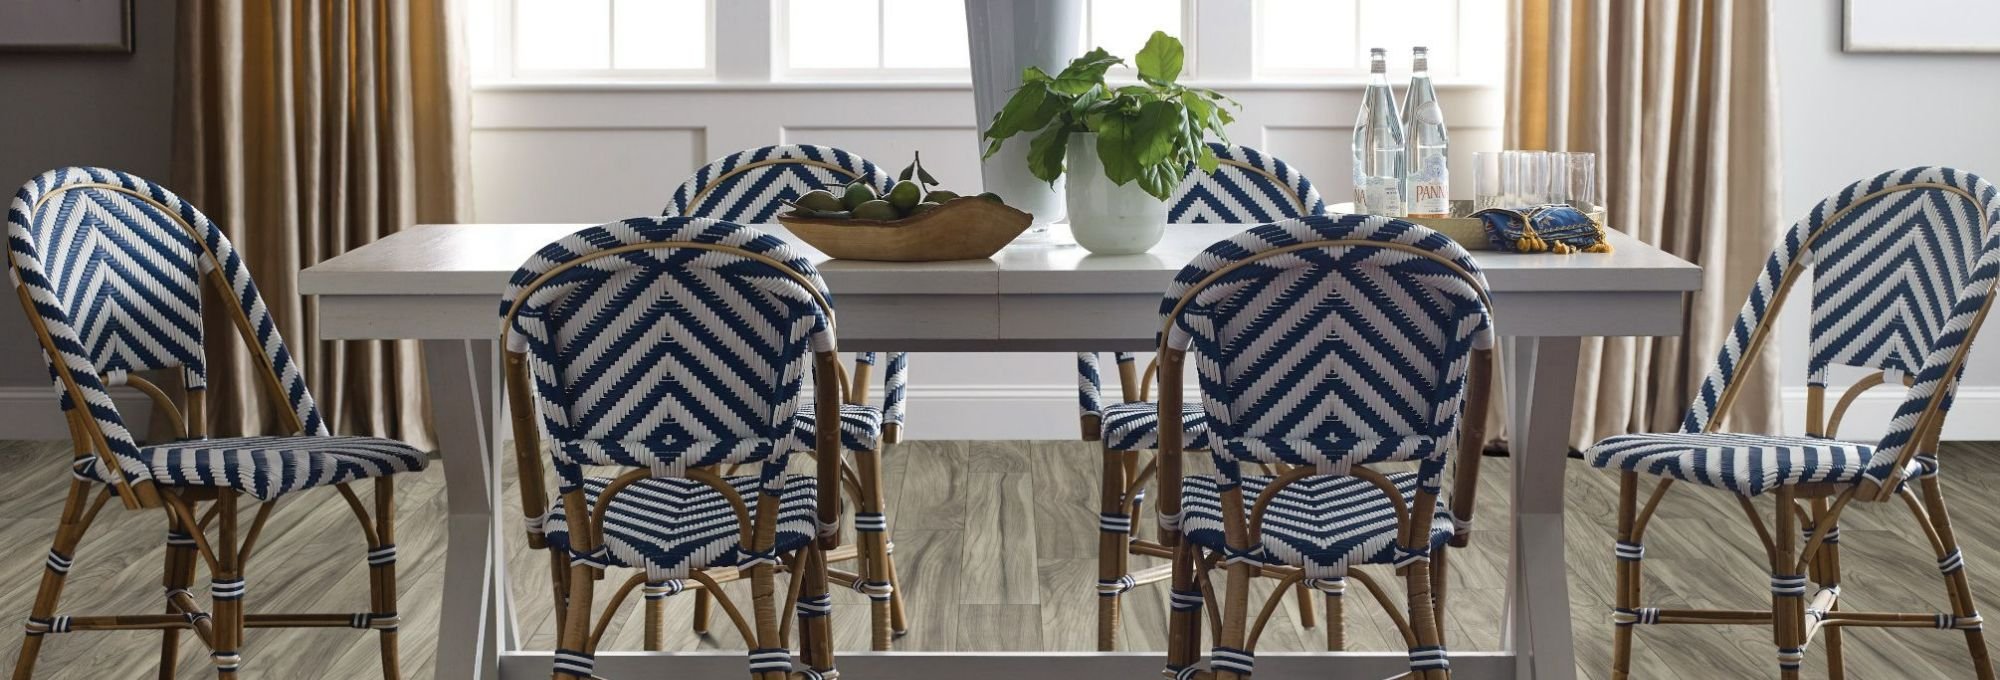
top-left (1085, 145), bottom-right (1481, 652)
top-left (501, 216), bottom-right (850, 679)
top-left (664, 144), bottom-right (909, 647)
top-left (5, 168), bottom-right (427, 678)
top-left (1587, 168), bottom-right (2000, 680)
top-left (1151, 214), bottom-right (1492, 680)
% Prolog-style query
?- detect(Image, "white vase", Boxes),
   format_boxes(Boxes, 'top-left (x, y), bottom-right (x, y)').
top-left (965, 0), bottom-right (1083, 228)
top-left (1064, 134), bottom-right (1168, 255)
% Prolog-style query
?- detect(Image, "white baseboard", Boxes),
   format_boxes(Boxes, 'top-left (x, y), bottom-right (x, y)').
top-left (0, 386), bottom-right (153, 441)
top-left (1782, 386), bottom-right (2000, 441)
top-left (896, 384), bottom-right (2000, 442)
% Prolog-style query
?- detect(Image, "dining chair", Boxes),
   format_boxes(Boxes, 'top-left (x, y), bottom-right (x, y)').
top-left (665, 144), bottom-right (909, 646)
top-left (4, 167), bottom-right (427, 678)
top-left (501, 216), bottom-right (849, 679)
top-left (1153, 213), bottom-right (1493, 680)
top-left (1083, 145), bottom-right (1494, 652)
top-left (1587, 167), bottom-right (2000, 680)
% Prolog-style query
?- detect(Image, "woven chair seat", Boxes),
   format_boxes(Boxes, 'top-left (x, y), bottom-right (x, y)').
top-left (543, 473), bottom-right (819, 580)
top-left (1586, 431), bottom-right (1933, 496)
top-left (72, 435), bottom-right (428, 501)
top-left (788, 402), bottom-right (883, 453)
top-left (1102, 401), bottom-right (1212, 451)
top-left (1180, 470), bottom-right (1458, 578)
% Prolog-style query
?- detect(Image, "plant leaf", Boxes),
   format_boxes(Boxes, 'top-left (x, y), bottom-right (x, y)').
top-left (1026, 122), bottom-right (1071, 184)
top-left (1052, 48), bottom-right (1122, 95)
top-left (1093, 114), bottom-right (1141, 186)
top-left (981, 81), bottom-right (1066, 157)
top-left (1135, 32), bottom-right (1184, 85)
top-left (1131, 99), bottom-right (1180, 167)
top-left (1197, 142), bottom-right (1219, 174)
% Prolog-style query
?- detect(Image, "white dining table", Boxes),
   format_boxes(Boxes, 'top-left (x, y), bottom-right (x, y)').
top-left (299, 222), bottom-right (1701, 680)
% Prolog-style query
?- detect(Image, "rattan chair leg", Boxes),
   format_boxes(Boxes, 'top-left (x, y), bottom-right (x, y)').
top-left (1610, 472), bottom-right (1640, 680)
top-left (1772, 487), bottom-right (1805, 680)
top-left (1921, 476), bottom-right (1997, 680)
top-left (1096, 446), bottom-right (1132, 651)
top-left (1325, 589), bottom-right (1346, 651)
top-left (548, 550), bottom-right (571, 631)
top-left (1432, 545), bottom-right (1451, 650)
top-left (12, 481), bottom-right (94, 680)
top-left (1293, 581), bottom-right (1316, 630)
top-left (372, 478), bottom-right (402, 679)
top-left (749, 560), bottom-right (785, 680)
top-left (797, 546), bottom-right (836, 676)
top-left (883, 532), bottom-right (909, 636)
top-left (854, 448), bottom-right (895, 651)
top-left (1404, 488), bottom-right (1447, 680)
top-left (1808, 498), bottom-right (1845, 680)
top-left (1165, 539), bottom-right (1204, 676)
top-left (693, 590), bottom-right (714, 635)
top-left (1214, 484), bottom-right (1255, 680)
top-left (212, 490), bottom-right (243, 679)
top-left (158, 518), bottom-right (199, 680)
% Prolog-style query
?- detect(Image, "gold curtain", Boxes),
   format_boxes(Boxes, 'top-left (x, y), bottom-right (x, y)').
top-left (1509, 0), bottom-right (1783, 447)
top-left (172, 0), bottom-right (468, 449)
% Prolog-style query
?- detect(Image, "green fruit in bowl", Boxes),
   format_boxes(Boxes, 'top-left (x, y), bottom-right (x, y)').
top-left (841, 182), bottom-right (877, 210)
top-left (924, 189), bottom-right (960, 203)
top-left (852, 200), bottom-right (901, 221)
top-left (909, 201), bottom-right (943, 215)
top-left (795, 189), bottom-right (843, 213)
top-left (978, 192), bottom-right (1004, 203)
top-left (888, 180), bottom-right (923, 213)
top-left (810, 210), bottom-right (852, 219)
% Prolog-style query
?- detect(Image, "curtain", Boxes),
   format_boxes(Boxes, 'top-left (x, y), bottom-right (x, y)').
top-left (1509, 0), bottom-right (1783, 448)
top-left (172, 0), bottom-right (468, 449)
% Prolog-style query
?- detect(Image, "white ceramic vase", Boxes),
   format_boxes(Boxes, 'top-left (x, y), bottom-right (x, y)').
top-left (1064, 134), bottom-right (1168, 255)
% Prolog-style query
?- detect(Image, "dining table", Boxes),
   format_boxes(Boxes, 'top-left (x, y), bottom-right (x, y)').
top-left (299, 221), bottom-right (1702, 680)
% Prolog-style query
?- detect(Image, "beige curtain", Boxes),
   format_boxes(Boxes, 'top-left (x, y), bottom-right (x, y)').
top-left (1509, 0), bottom-right (1783, 448)
top-left (172, 1), bottom-right (468, 449)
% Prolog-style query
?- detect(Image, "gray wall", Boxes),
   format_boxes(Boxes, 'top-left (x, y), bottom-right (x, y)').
top-left (1772, 0), bottom-right (2000, 391)
top-left (0, 0), bottom-right (177, 388)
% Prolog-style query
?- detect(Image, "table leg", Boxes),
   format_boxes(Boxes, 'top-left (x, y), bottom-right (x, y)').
top-left (1501, 335), bottom-right (1581, 680)
top-left (424, 339), bottom-right (502, 680)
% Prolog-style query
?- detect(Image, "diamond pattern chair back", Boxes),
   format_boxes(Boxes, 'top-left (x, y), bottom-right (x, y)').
top-left (1168, 143), bottom-right (1328, 224)
top-left (665, 144), bottom-right (890, 223)
top-left (7, 167), bottom-right (326, 495)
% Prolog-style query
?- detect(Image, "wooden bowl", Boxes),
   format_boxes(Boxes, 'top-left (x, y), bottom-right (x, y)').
top-left (778, 197), bottom-right (1035, 261)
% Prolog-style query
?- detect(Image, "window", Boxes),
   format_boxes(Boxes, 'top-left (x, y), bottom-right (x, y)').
top-left (1256, 0), bottom-right (1505, 79)
top-left (780, 0), bottom-right (969, 78)
top-left (469, 0), bottom-right (714, 80)
top-left (469, 0), bottom-right (1500, 84)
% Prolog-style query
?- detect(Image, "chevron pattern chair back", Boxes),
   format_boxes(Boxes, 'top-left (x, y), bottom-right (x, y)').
top-left (499, 216), bottom-right (837, 487)
top-left (1168, 143), bottom-right (1328, 224)
top-left (665, 145), bottom-right (889, 223)
top-left (1161, 213), bottom-right (1494, 480)
top-left (7, 167), bottom-right (327, 493)
top-left (1678, 167), bottom-right (2000, 494)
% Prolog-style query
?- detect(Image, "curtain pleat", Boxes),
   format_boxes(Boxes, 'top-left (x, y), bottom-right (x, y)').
top-left (173, 0), bottom-right (467, 449)
top-left (1510, 0), bottom-right (1783, 448)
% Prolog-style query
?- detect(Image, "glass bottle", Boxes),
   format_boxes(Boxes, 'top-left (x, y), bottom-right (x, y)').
top-left (1352, 48), bottom-right (1406, 217)
top-left (1402, 46), bottom-right (1450, 218)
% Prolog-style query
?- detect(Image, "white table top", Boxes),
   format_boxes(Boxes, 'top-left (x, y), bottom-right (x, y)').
top-left (299, 223), bottom-right (1702, 297)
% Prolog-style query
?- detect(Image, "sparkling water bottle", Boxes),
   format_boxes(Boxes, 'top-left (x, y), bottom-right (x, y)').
top-left (1402, 46), bottom-right (1450, 218)
top-left (1352, 48), bottom-right (1406, 217)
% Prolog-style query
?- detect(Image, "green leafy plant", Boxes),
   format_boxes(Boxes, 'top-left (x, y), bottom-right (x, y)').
top-left (980, 32), bottom-right (1237, 201)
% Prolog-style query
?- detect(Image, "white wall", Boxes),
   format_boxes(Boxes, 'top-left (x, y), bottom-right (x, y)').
top-left (0, 0), bottom-right (175, 438)
top-left (1772, 0), bottom-right (2000, 440)
top-left (469, 81), bottom-right (1504, 438)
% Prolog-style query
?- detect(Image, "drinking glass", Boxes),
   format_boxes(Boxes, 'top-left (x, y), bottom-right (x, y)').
top-left (1474, 151), bottom-right (1504, 210)
top-left (1516, 150), bottom-right (1552, 206)
top-left (1560, 151), bottom-right (1599, 212)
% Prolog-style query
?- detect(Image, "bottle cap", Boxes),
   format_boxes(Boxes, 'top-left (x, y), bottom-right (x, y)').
top-left (1369, 48), bottom-right (1386, 73)
top-left (1412, 46), bottom-right (1429, 72)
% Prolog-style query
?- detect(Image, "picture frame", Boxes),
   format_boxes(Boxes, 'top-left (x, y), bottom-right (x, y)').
top-left (0, 0), bottom-right (134, 53)
top-left (1845, 0), bottom-right (2000, 54)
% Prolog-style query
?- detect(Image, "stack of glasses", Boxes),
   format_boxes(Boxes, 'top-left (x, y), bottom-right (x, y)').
top-left (1474, 150), bottom-right (1598, 212)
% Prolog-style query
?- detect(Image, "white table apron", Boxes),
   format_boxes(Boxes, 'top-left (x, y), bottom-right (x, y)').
top-left (300, 224), bottom-right (1700, 680)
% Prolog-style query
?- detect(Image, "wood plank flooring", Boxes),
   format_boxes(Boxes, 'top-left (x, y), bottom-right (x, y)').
top-left (2, 438), bottom-right (1997, 678)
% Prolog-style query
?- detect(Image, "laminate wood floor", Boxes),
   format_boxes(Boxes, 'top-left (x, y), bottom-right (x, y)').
top-left (2, 438), bottom-right (1997, 678)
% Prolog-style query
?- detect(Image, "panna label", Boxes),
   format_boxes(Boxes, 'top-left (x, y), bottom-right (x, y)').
top-left (1409, 148), bottom-right (1450, 216)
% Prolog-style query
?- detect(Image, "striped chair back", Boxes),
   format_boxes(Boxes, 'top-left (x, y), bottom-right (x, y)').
top-left (1168, 143), bottom-right (1327, 223)
top-left (1679, 168), bottom-right (2000, 490)
top-left (7, 168), bottom-right (327, 489)
top-left (499, 217), bottom-right (837, 488)
top-left (1160, 214), bottom-right (1493, 480)
top-left (665, 145), bottom-right (889, 223)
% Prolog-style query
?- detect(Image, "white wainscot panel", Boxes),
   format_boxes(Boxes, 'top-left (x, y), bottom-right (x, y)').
top-left (471, 128), bottom-right (705, 223)
top-left (783, 127), bottom-right (984, 191)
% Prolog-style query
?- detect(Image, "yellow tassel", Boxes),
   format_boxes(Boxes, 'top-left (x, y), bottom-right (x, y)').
top-left (1553, 242), bottom-right (1575, 254)
top-left (1586, 242), bottom-right (1613, 253)
top-left (1517, 236), bottom-right (1535, 252)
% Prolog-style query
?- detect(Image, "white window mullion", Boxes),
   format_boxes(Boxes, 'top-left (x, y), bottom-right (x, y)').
top-left (714, 0), bottom-right (773, 82)
top-left (1194, 0), bottom-right (1252, 81)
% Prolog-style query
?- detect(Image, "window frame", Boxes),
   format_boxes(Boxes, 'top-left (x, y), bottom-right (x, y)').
top-left (483, 0), bottom-right (720, 81)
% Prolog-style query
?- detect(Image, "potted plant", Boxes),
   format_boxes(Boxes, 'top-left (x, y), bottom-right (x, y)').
top-left (980, 32), bottom-right (1237, 254)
